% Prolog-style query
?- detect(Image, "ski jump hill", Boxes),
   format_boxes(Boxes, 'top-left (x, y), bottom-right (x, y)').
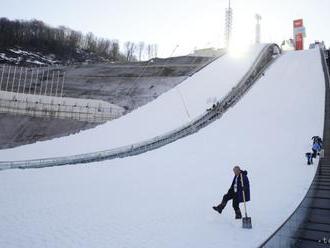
top-left (0, 44), bottom-right (327, 248)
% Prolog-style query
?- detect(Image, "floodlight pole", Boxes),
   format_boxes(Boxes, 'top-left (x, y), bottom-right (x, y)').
top-left (255, 14), bottom-right (262, 44)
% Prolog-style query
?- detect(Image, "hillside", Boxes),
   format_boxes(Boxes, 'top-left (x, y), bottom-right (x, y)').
top-left (0, 18), bottom-right (127, 65)
top-left (0, 47), bottom-right (110, 66)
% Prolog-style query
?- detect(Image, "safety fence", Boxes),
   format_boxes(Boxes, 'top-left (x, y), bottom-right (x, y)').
top-left (0, 44), bottom-right (280, 170)
top-left (0, 65), bottom-right (65, 97)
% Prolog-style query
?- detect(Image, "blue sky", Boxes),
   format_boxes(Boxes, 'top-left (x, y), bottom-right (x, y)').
top-left (1, 0), bottom-right (329, 57)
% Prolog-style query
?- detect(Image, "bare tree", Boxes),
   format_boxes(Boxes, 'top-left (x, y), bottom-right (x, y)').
top-left (110, 41), bottom-right (120, 60)
top-left (153, 44), bottom-right (158, 58)
top-left (147, 44), bottom-right (153, 59)
top-left (146, 43), bottom-right (159, 59)
top-left (124, 41), bottom-right (136, 62)
top-left (138, 41), bottom-right (145, 61)
top-left (84, 32), bottom-right (97, 51)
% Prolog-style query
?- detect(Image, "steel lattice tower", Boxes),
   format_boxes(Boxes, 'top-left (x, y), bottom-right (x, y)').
top-left (224, 0), bottom-right (233, 48)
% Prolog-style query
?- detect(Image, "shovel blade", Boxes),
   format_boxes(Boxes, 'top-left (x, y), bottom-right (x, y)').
top-left (242, 217), bottom-right (252, 229)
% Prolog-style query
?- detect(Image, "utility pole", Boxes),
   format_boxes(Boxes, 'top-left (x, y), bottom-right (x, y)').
top-left (255, 14), bottom-right (262, 44)
top-left (224, 0), bottom-right (233, 48)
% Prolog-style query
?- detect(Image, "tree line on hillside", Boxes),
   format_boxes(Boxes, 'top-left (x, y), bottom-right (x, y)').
top-left (124, 41), bottom-right (158, 62)
top-left (0, 18), bottom-right (158, 62)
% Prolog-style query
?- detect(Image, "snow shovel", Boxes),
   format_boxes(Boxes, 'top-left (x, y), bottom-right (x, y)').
top-left (240, 173), bottom-right (252, 229)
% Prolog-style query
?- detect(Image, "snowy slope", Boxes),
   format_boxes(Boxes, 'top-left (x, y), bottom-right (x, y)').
top-left (0, 48), bottom-right (325, 248)
top-left (0, 45), bottom-right (266, 160)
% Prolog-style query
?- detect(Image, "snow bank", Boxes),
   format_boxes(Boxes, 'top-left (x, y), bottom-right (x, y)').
top-left (0, 48), bottom-right (325, 247)
top-left (0, 45), bottom-right (266, 160)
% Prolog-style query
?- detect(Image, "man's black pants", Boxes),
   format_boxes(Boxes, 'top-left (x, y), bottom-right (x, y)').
top-left (221, 189), bottom-right (240, 211)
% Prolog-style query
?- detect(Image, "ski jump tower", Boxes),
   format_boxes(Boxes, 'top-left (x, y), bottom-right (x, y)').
top-left (224, 0), bottom-right (233, 48)
top-left (255, 14), bottom-right (262, 44)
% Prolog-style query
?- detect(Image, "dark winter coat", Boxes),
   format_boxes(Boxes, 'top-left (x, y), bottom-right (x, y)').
top-left (312, 142), bottom-right (322, 152)
top-left (229, 170), bottom-right (250, 203)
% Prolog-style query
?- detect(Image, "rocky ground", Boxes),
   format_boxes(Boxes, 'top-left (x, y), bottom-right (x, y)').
top-left (0, 55), bottom-right (211, 150)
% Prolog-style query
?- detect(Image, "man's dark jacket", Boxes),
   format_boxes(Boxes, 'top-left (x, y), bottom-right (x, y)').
top-left (229, 170), bottom-right (250, 203)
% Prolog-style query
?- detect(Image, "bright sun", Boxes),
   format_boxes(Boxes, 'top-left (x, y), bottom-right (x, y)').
top-left (228, 41), bottom-right (252, 58)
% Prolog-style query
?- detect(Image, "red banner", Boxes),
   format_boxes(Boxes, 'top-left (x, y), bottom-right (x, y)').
top-left (294, 19), bottom-right (303, 28)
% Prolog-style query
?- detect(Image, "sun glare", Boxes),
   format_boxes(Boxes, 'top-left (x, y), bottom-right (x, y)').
top-left (228, 42), bottom-right (251, 58)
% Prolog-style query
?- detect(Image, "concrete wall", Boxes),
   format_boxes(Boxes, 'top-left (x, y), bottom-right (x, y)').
top-left (0, 91), bottom-right (124, 123)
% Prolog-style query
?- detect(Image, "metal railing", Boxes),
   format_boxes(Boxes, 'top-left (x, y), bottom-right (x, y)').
top-left (0, 44), bottom-right (280, 171)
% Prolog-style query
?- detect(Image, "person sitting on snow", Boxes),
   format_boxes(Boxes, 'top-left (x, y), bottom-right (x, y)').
top-left (305, 152), bottom-right (313, 165)
top-left (212, 166), bottom-right (250, 219)
top-left (312, 136), bottom-right (323, 148)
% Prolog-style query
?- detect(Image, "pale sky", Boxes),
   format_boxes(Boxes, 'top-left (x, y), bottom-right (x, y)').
top-left (1, 0), bottom-right (330, 57)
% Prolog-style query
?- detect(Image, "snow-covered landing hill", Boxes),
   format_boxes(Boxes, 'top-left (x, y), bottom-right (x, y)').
top-left (0, 48), bottom-right (325, 247)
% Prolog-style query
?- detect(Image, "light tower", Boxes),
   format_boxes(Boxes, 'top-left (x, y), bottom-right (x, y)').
top-left (224, 0), bottom-right (233, 48)
top-left (255, 14), bottom-right (262, 44)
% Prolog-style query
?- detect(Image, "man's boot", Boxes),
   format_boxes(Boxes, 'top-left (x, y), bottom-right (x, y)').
top-left (213, 203), bottom-right (225, 214)
top-left (235, 209), bottom-right (242, 219)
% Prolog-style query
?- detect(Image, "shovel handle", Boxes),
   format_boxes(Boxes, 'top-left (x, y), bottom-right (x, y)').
top-left (240, 173), bottom-right (248, 218)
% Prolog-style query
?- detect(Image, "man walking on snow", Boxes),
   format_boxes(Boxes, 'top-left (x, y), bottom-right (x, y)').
top-left (213, 166), bottom-right (250, 219)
